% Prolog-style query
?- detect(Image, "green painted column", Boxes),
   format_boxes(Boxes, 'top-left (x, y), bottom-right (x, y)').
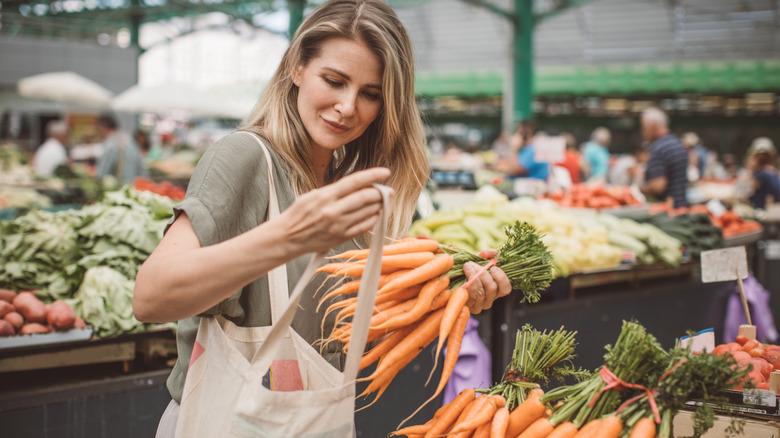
top-left (288, 0), bottom-right (305, 39)
top-left (513, 0), bottom-right (534, 123)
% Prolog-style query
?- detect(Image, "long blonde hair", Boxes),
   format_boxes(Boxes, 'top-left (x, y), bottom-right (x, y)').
top-left (240, 0), bottom-right (429, 239)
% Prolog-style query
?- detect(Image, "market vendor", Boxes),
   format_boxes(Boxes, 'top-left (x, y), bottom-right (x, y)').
top-left (33, 119), bottom-right (70, 179)
top-left (638, 107), bottom-right (689, 208)
top-left (132, 1), bottom-right (511, 436)
top-left (746, 137), bottom-right (780, 210)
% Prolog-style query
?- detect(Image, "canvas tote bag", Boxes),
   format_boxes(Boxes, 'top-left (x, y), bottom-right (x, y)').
top-left (175, 132), bottom-right (389, 438)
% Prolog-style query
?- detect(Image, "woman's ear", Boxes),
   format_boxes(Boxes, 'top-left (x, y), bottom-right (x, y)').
top-left (291, 64), bottom-right (303, 87)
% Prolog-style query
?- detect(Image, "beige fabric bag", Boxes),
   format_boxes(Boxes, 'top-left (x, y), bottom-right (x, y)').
top-left (174, 132), bottom-right (389, 438)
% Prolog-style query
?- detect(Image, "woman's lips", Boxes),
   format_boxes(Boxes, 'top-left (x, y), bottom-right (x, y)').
top-left (323, 118), bottom-right (348, 133)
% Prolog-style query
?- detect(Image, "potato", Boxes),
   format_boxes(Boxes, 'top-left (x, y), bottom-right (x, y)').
top-left (12, 291), bottom-right (47, 323)
top-left (0, 320), bottom-right (14, 336)
top-left (0, 300), bottom-right (15, 318)
top-left (4, 311), bottom-right (24, 330)
top-left (0, 289), bottom-right (16, 303)
top-left (19, 323), bottom-right (50, 335)
top-left (47, 300), bottom-right (76, 331)
top-left (73, 317), bottom-right (87, 329)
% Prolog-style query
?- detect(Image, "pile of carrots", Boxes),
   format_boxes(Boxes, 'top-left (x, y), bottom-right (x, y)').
top-left (712, 334), bottom-right (780, 390)
top-left (317, 237), bottom-right (477, 409)
top-left (132, 177), bottom-right (186, 201)
top-left (392, 387), bottom-right (645, 438)
top-left (543, 184), bottom-right (643, 210)
top-left (648, 203), bottom-right (762, 238)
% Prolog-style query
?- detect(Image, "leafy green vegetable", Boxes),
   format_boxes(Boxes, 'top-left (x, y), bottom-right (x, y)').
top-left (443, 221), bottom-right (554, 303)
top-left (69, 266), bottom-right (149, 337)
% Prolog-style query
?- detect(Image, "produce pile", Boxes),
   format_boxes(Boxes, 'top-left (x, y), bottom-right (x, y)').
top-left (133, 177), bottom-right (187, 201)
top-left (409, 187), bottom-right (685, 278)
top-left (315, 224), bottom-right (553, 415)
top-left (648, 203), bottom-right (762, 239)
top-left (641, 212), bottom-right (724, 256)
top-left (0, 187), bottom-right (174, 337)
top-left (711, 334), bottom-right (780, 390)
top-left (0, 290), bottom-right (85, 336)
top-left (392, 321), bottom-right (750, 438)
top-left (542, 184), bottom-right (643, 210)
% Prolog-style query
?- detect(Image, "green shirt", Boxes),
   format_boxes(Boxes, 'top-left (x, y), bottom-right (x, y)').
top-left (166, 131), bottom-right (357, 403)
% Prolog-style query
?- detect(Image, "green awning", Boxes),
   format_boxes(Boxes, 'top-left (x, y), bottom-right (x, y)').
top-left (415, 60), bottom-right (780, 97)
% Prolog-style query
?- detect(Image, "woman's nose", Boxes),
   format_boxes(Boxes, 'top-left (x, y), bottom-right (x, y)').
top-left (335, 90), bottom-right (357, 117)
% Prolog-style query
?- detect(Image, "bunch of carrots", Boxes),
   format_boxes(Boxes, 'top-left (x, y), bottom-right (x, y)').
top-left (315, 221), bottom-right (553, 414)
top-left (392, 320), bottom-right (751, 438)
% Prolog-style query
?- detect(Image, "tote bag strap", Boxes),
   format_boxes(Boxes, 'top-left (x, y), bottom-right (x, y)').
top-left (240, 131), bottom-right (289, 324)
top-left (240, 131), bottom-right (389, 382)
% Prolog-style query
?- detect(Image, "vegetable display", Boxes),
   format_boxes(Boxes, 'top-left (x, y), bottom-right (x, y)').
top-left (391, 320), bottom-right (751, 438)
top-left (0, 289), bottom-right (86, 336)
top-left (0, 187), bottom-right (173, 337)
top-left (316, 224), bottom-right (553, 418)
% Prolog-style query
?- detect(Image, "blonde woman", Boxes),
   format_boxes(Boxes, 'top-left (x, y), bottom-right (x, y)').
top-left (133, 1), bottom-right (510, 435)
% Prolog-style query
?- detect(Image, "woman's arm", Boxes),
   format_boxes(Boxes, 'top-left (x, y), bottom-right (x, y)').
top-left (133, 167), bottom-right (392, 323)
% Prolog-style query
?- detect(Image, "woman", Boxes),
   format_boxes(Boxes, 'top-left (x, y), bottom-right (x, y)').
top-left (133, 1), bottom-right (511, 435)
top-left (747, 137), bottom-right (780, 210)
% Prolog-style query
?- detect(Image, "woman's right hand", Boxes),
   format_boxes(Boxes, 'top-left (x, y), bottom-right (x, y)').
top-left (274, 167), bottom-right (393, 255)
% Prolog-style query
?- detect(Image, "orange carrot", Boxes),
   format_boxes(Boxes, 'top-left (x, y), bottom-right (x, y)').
top-left (316, 269), bottom-right (413, 312)
top-left (449, 395), bottom-right (497, 434)
top-left (445, 395), bottom-right (482, 438)
top-left (505, 388), bottom-right (546, 437)
top-left (318, 252), bottom-right (436, 277)
top-left (372, 275), bottom-right (450, 332)
top-left (359, 324), bottom-right (416, 370)
top-left (360, 308), bottom-right (445, 384)
top-left (491, 395), bottom-right (507, 409)
top-left (572, 419), bottom-right (601, 438)
top-left (491, 406), bottom-right (510, 438)
top-left (422, 388), bottom-right (476, 438)
top-left (329, 237), bottom-right (440, 260)
top-left (596, 415), bottom-right (622, 438)
top-left (377, 254), bottom-right (454, 296)
top-left (473, 421), bottom-right (492, 438)
top-left (435, 286), bottom-right (470, 360)
top-left (546, 421), bottom-right (578, 438)
top-left (628, 417), bottom-right (656, 438)
top-left (517, 417), bottom-right (554, 438)
top-left (390, 423), bottom-right (431, 437)
top-left (404, 305), bottom-right (469, 427)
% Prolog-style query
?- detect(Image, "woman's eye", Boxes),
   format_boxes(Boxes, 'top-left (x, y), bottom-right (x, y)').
top-left (323, 77), bottom-right (342, 87)
top-left (363, 91), bottom-right (381, 101)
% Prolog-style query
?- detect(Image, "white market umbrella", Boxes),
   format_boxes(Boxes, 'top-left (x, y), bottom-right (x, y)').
top-left (112, 83), bottom-right (248, 119)
top-left (17, 71), bottom-right (114, 108)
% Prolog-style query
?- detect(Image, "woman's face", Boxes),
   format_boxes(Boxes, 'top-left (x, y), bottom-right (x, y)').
top-left (292, 37), bottom-right (383, 158)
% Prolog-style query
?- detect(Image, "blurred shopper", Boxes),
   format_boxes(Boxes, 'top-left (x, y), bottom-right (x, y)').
top-left (33, 119), bottom-right (70, 178)
top-left (491, 131), bottom-right (512, 162)
top-left (610, 147), bottom-right (649, 187)
top-left (747, 137), bottom-right (780, 210)
top-left (681, 132), bottom-right (708, 182)
top-left (95, 113), bottom-right (147, 185)
top-left (582, 127), bottom-right (611, 183)
top-left (135, 129), bottom-right (151, 159)
top-left (496, 120), bottom-right (549, 181)
top-left (555, 132), bottom-right (582, 184)
top-left (639, 107), bottom-right (689, 207)
top-left (133, 2), bottom-right (510, 436)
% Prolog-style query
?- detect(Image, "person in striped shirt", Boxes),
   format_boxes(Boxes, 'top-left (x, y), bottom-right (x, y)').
top-left (639, 107), bottom-right (689, 208)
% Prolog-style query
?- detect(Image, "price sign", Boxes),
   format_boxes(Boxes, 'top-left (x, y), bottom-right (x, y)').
top-left (533, 135), bottom-right (566, 163)
top-left (706, 199), bottom-right (727, 218)
top-left (700, 246), bottom-right (748, 283)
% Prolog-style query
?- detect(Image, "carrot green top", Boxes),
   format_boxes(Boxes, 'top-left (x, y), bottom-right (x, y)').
top-left (165, 132), bottom-right (358, 403)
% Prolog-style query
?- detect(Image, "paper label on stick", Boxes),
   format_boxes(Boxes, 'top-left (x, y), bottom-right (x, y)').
top-left (533, 135), bottom-right (566, 163)
top-left (678, 328), bottom-right (715, 353)
top-left (700, 246), bottom-right (748, 283)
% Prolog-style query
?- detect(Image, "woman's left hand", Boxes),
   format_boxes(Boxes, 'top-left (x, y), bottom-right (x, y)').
top-left (462, 249), bottom-right (512, 314)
